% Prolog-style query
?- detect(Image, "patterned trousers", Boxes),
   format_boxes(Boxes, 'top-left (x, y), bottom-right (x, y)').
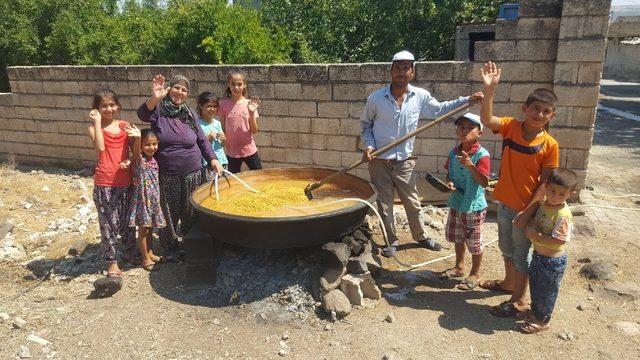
top-left (158, 168), bottom-right (208, 251)
top-left (93, 185), bottom-right (136, 263)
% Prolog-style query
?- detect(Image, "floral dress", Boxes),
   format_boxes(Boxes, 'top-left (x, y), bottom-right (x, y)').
top-left (129, 156), bottom-right (166, 228)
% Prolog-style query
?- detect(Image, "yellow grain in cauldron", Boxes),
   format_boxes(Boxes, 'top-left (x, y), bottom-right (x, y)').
top-left (200, 179), bottom-right (361, 217)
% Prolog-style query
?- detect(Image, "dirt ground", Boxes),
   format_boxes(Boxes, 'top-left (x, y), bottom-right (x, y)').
top-left (1, 109), bottom-right (639, 359)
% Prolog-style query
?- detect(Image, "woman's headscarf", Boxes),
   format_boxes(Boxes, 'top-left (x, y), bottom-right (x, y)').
top-left (160, 74), bottom-right (198, 134)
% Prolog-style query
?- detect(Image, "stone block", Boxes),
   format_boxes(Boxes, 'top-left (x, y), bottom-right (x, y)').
top-left (341, 151), bottom-right (361, 167)
top-left (549, 127), bottom-right (594, 150)
top-left (236, 65), bottom-right (270, 82)
top-left (296, 65), bottom-right (328, 82)
top-left (577, 62), bottom-right (603, 85)
top-left (361, 63), bottom-right (390, 82)
top-left (554, 85), bottom-right (600, 107)
top-left (285, 148), bottom-right (313, 164)
top-left (554, 62), bottom-right (579, 84)
top-left (258, 116), bottom-right (284, 132)
top-left (23, 81), bottom-right (44, 94)
top-left (571, 107), bottom-right (597, 127)
top-left (452, 62), bottom-right (474, 81)
top-left (284, 117), bottom-right (310, 133)
top-left (312, 118), bottom-right (341, 135)
top-left (312, 150), bottom-right (342, 167)
top-left (326, 135), bottom-right (357, 152)
top-left (565, 148), bottom-right (590, 169)
top-left (333, 84), bottom-right (365, 101)
top-left (301, 84), bottom-right (332, 101)
top-left (516, 40), bottom-right (558, 61)
top-left (309, 134), bottom-right (327, 150)
top-left (495, 19), bottom-right (519, 40)
top-left (270, 65), bottom-right (298, 82)
top-left (561, 0), bottom-right (612, 16)
top-left (499, 62), bottom-right (535, 82)
top-left (259, 147), bottom-right (286, 162)
top-left (474, 41), bottom-right (517, 62)
top-left (318, 102), bottom-right (349, 118)
top-left (298, 134), bottom-right (312, 149)
top-left (472, 82), bottom-right (510, 102)
top-left (510, 83), bottom-right (553, 102)
top-left (414, 156), bottom-right (438, 172)
top-left (339, 275), bottom-right (364, 305)
top-left (559, 15), bottom-right (610, 39)
top-left (322, 242), bottom-right (351, 268)
top-left (248, 83), bottom-right (274, 99)
top-left (288, 101), bottom-right (317, 117)
top-left (519, 0), bottom-right (563, 17)
top-left (557, 39), bottom-right (607, 62)
top-left (364, 83), bottom-right (386, 96)
top-left (533, 62), bottom-right (556, 82)
top-left (328, 64), bottom-right (361, 81)
top-left (415, 62), bottom-right (454, 81)
top-left (260, 100), bottom-right (289, 116)
top-left (415, 119), bottom-right (442, 139)
top-left (515, 18), bottom-right (561, 39)
top-left (340, 118), bottom-right (361, 136)
top-left (348, 102), bottom-right (365, 119)
top-left (254, 132), bottom-right (271, 147)
top-left (271, 132), bottom-right (299, 148)
top-left (274, 83), bottom-right (302, 99)
top-left (431, 82), bottom-right (471, 100)
top-left (320, 266), bottom-right (347, 293)
top-left (551, 106), bottom-right (572, 127)
top-left (421, 139), bottom-right (456, 157)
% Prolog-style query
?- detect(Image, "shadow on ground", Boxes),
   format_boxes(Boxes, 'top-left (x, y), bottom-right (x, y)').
top-left (594, 109), bottom-right (640, 150)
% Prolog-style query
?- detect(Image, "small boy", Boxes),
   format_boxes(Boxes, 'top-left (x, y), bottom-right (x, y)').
top-left (439, 113), bottom-right (490, 290)
top-left (479, 61), bottom-right (560, 317)
top-left (519, 168), bottom-right (576, 333)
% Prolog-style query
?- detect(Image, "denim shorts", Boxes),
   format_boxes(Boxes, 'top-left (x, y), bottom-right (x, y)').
top-left (497, 202), bottom-right (532, 272)
top-left (529, 252), bottom-right (567, 323)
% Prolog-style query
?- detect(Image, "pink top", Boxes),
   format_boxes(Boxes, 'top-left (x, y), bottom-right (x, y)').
top-left (93, 121), bottom-right (133, 187)
top-left (219, 98), bottom-right (258, 158)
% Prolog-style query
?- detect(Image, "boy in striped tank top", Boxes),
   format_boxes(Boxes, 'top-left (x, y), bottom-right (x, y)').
top-left (440, 113), bottom-right (491, 290)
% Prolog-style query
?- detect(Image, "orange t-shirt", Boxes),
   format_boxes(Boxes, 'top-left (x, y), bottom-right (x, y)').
top-left (493, 117), bottom-right (559, 212)
top-left (93, 121), bottom-right (133, 187)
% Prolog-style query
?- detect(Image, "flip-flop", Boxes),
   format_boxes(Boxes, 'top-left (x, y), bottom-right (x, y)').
top-left (519, 319), bottom-right (550, 334)
top-left (480, 279), bottom-right (513, 294)
top-left (457, 277), bottom-right (479, 290)
top-left (439, 268), bottom-right (465, 280)
top-left (490, 301), bottom-right (525, 318)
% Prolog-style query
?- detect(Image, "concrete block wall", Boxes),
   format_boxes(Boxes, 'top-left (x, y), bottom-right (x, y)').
top-left (0, 0), bottom-right (611, 190)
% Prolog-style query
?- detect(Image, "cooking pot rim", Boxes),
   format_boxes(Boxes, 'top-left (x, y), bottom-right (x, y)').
top-left (189, 168), bottom-right (378, 222)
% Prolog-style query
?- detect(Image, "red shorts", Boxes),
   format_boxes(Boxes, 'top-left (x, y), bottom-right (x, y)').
top-left (445, 208), bottom-right (487, 255)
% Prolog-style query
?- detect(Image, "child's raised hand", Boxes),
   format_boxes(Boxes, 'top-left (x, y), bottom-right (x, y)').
top-left (89, 109), bottom-right (101, 123)
top-left (151, 74), bottom-right (169, 100)
top-left (124, 123), bottom-right (141, 137)
top-left (248, 96), bottom-right (261, 113)
top-left (480, 61), bottom-right (501, 89)
top-left (456, 150), bottom-right (474, 168)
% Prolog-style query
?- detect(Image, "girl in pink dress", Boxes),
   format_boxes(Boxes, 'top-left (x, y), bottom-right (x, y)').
top-left (218, 70), bottom-right (262, 173)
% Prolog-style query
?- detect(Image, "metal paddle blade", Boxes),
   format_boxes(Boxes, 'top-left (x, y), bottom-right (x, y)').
top-left (304, 183), bottom-right (318, 200)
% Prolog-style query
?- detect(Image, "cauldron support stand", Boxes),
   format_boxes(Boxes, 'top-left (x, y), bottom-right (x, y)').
top-left (183, 222), bottom-right (221, 288)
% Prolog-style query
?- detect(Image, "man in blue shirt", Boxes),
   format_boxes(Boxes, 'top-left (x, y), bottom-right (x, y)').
top-left (361, 50), bottom-right (483, 257)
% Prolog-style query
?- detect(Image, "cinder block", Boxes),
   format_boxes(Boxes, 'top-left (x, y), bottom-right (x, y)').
top-left (310, 134), bottom-right (327, 149)
top-left (341, 152), bottom-right (361, 167)
top-left (248, 83), bottom-right (274, 99)
top-left (360, 63), bottom-right (390, 83)
top-left (296, 65), bottom-right (329, 82)
top-left (348, 102), bottom-right (365, 119)
top-left (234, 65), bottom-right (270, 82)
top-left (317, 102), bottom-right (349, 118)
top-left (298, 133), bottom-right (313, 149)
top-left (254, 132), bottom-right (272, 147)
top-left (554, 85), bottom-right (600, 107)
top-left (259, 147), bottom-right (286, 162)
top-left (325, 135), bottom-right (357, 152)
top-left (312, 150), bottom-right (342, 167)
top-left (340, 118), bottom-right (361, 136)
top-left (259, 100), bottom-right (289, 116)
top-left (553, 62), bottom-right (579, 84)
top-left (67, 67), bottom-right (87, 81)
top-left (533, 62), bottom-right (556, 82)
top-left (416, 118), bottom-right (442, 139)
top-left (421, 139), bottom-right (457, 157)
top-left (415, 156), bottom-right (438, 172)
top-left (431, 82), bottom-right (471, 100)
top-left (570, 106), bottom-right (597, 128)
top-left (285, 117), bottom-right (311, 133)
top-left (549, 127), bottom-right (593, 150)
top-left (415, 62), bottom-right (454, 81)
top-left (301, 84), bottom-right (332, 101)
top-left (494, 19), bottom-right (519, 40)
top-left (13, 106), bottom-right (32, 120)
top-left (474, 41), bottom-right (517, 62)
top-left (557, 39), bottom-right (607, 62)
top-left (452, 62), bottom-right (474, 81)
top-left (311, 118), bottom-right (341, 135)
top-left (285, 148), bottom-right (313, 164)
top-left (274, 83), bottom-right (302, 99)
top-left (577, 62), bottom-right (603, 85)
top-left (561, 0), bottom-right (612, 16)
top-left (510, 83), bottom-right (553, 102)
top-left (333, 84), bottom-right (365, 101)
top-left (23, 81), bottom-right (44, 94)
top-left (516, 40), bottom-right (558, 61)
top-left (272, 132), bottom-right (299, 148)
top-left (565, 148), bottom-right (590, 169)
top-left (328, 64), bottom-right (361, 81)
top-left (471, 82), bottom-right (510, 102)
top-left (364, 83), bottom-right (387, 96)
top-left (270, 65), bottom-right (298, 82)
top-left (288, 101), bottom-right (317, 117)
top-left (519, 0), bottom-right (563, 18)
top-left (559, 15), bottom-right (610, 39)
top-left (551, 106), bottom-right (572, 127)
top-left (515, 18), bottom-right (561, 39)
top-left (259, 116), bottom-right (284, 132)
top-left (498, 62), bottom-right (535, 82)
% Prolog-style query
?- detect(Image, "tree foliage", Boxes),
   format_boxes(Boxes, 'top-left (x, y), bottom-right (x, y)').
top-left (1, 0), bottom-right (506, 91)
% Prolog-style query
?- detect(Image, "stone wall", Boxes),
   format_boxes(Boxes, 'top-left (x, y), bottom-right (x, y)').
top-left (0, 0), bottom-right (612, 190)
top-left (604, 16), bottom-right (640, 82)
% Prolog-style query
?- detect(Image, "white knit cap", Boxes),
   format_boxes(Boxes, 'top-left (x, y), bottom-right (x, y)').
top-left (455, 113), bottom-right (483, 130)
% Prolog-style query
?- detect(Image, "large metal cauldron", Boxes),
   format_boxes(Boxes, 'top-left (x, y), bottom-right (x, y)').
top-left (190, 167), bottom-right (377, 248)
